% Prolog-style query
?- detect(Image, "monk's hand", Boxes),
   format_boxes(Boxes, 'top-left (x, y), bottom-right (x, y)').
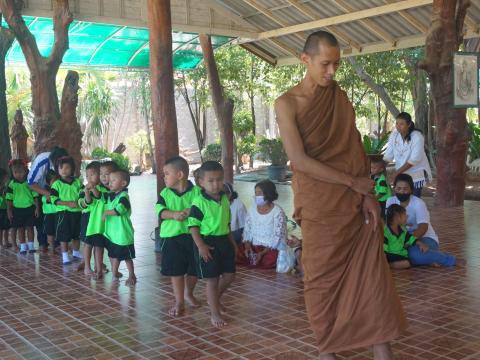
top-left (351, 177), bottom-right (374, 195)
top-left (362, 195), bottom-right (379, 231)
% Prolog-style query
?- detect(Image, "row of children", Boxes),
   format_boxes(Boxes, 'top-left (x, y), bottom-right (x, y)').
top-left (0, 157), bottom-right (137, 284)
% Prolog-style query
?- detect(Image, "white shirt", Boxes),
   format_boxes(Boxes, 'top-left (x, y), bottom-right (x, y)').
top-left (383, 130), bottom-right (432, 184)
top-left (27, 152), bottom-right (52, 189)
top-left (386, 195), bottom-right (439, 243)
top-left (243, 204), bottom-right (287, 249)
top-left (230, 198), bottom-right (247, 232)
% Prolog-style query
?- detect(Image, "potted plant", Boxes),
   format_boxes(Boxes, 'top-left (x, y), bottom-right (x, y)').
top-left (258, 137), bottom-right (288, 181)
top-left (362, 133), bottom-right (389, 162)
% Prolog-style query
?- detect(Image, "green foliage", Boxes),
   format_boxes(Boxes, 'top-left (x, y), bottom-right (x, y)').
top-left (233, 110), bottom-right (256, 158)
top-left (468, 122), bottom-right (480, 161)
top-left (362, 133), bottom-right (390, 155)
top-left (202, 143), bottom-right (222, 162)
top-left (238, 134), bottom-right (257, 158)
top-left (257, 137), bottom-right (288, 166)
top-left (91, 147), bottom-right (130, 171)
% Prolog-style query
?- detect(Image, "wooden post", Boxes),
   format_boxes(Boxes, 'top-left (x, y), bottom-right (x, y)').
top-left (419, 0), bottom-right (470, 207)
top-left (148, 0), bottom-right (179, 195)
top-left (199, 34), bottom-right (234, 183)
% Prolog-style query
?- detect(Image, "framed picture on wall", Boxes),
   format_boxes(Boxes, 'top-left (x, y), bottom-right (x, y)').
top-left (453, 52), bottom-right (479, 108)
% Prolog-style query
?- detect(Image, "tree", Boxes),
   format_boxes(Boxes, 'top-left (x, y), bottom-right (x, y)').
top-left (419, 0), bottom-right (470, 207)
top-left (127, 130), bottom-right (149, 170)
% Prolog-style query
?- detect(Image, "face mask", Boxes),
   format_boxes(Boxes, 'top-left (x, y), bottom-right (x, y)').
top-left (255, 196), bottom-right (267, 206)
top-left (395, 193), bottom-right (410, 202)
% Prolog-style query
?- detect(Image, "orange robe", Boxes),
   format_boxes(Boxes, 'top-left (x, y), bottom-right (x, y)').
top-left (291, 82), bottom-right (407, 353)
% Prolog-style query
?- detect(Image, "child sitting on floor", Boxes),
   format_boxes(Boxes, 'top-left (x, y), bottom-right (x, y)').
top-left (6, 159), bottom-right (40, 254)
top-left (42, 170), bottom-right (59, 253)
top-left (103, 169), bottom-right (136, 285)
top-left (371, 158), bottom-right (391, 216)
top-left (384, 204), bottom-right (416, 269)
top-left (223, 182), bottom-right (246, 245)
top-left (0, 168), bottom-right (10, 248)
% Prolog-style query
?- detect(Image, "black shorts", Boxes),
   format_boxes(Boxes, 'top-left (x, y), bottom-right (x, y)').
top-left (0, 209), bottom-right (10, 230)
top-left (160, 234), bottom-right (197, 277)
top-left (106, 239), bottom-right (135, 261)
top-left (11, 206), bottom-right (36, 228)
top-left (79, 212), bottom-right (90, 242)
top-left (55, 211), bottom-right (81, 243)
top-left (194, 235), bottom-right (235, 279)
top-left (84, 234), bottom-right (107, 248)
top-left (385, 252), bottom-right (408, 263)
top-left (43, 214), bottom-right (56, 236)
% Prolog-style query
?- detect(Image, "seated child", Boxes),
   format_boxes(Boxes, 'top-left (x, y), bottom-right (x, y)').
top-left (156, 156), bottom-right (201, 316)
top-left (371, 158), bottom-right (391, 216)
top-left (6, 159), bottom-right (40, 254)
top-left (223, 182), bottom-right (246, 245)
top-left (42, 170), bottom-right (59, 253)
top-left (384, 204), bottom-right (416, 269)
top-left (103, 169), bottom-right (136, 285)
top-left (188, 161), bottom-right (236, 328)
top-left (50, 156), bottom-right (83, 264)
top-left (0, 168), bottom-right (10, 248)
top-left (286, 235), bottom-right (303, 276)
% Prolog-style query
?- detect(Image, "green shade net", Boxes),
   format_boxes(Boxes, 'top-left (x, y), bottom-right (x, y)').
top-left (2, 16), bottom-right (231, 70)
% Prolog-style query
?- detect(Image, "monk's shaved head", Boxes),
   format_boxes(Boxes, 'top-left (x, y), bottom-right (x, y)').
top-left (303, 31), bottom-right (339, 55)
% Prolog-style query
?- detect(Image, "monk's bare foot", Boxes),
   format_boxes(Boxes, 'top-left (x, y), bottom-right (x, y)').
top-left (76, 261), bottom-right (85, 272)
top-left (373, 342), bottom-right (394, 360)
top-left (185, 294), bottom-right (201, 308)
top-left (125, 275), bottom-right (137, 286)
top-left (211, 313), bottom-right (227, 328)
top-left (168, 302), bottom-right (185, 317)
top-left (84, 268), bottom-right (94, 277)
top-left (319, 354), bottom-right (337, 360)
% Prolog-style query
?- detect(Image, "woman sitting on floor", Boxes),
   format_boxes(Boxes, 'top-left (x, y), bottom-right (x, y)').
top-left (236, 179), bottom-right (289, 271)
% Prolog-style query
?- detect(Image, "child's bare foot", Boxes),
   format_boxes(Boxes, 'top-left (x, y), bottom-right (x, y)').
top-left (456, 259), bottom-right (467, 267)
top-left (431, 262), bottom-right (441, 268)
top-left (95, 270), bottom-right (104, 280)
top-left (185, 294), bottom-right (201, 308)
top-left (125, 275), bottom-right (137, 286)
top-left (219, 301), bottom-right (227, 314)
top-left (84, 268), bottom-right (94, 277)
top-left (168, 302), bottom-right (185, 317)
top-left (76, 261), bottom-right (85, 272)
top-left (112, 271), bottom-right (123, 279)
top-left (211, 313), bottom-right (227, 328)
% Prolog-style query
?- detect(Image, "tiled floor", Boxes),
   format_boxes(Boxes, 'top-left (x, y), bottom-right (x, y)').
top-left (0, 175), bottom-right (479, 360)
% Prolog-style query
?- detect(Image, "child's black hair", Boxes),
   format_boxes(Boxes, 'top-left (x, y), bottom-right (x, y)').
top-left (55, 156), bottom-right (75, 175)
top-left (255, 179), bottom-right (279, 202)
top-left (86, 161), bottom-right (101, 173)
top-left (112, 169), bottom-right (130, 187)
top-left (8, 159), bottom-right (28, 179)
top-left (393, 173), bottom-right (414, 192)
top-left (100, 160), bottom-right (119, 172)
top-left (49, 146), bottom-right (68, 165)
top-left (46, 169), bottom-right (59, 186)
top-left (198, 161), bottom-right (224, 178)
top-left (165, 156), bottom-right (189, 178)
top-left (223, 182), bottom-right (238, 200)
top-left (386, 204), bottom-right (406, 225)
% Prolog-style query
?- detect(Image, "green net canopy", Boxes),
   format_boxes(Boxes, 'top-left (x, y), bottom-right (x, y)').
top-left (2, 16), bottom-right (231, 70)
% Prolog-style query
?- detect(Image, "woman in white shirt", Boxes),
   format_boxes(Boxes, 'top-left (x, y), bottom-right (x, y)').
top-left (386, 174), bottom-right (456, 267)
top-left (223, 183), bottom-right (247, 245)
top-left (383, 112), bottom-right (432, 197)
top-left (236, 179), bottom-right (287, 270)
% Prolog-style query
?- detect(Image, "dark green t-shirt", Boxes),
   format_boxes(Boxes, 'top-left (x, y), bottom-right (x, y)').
top-left (156, 181), bottom-right (201, 238)
top-left (6, 179), bottom-right (38, 208)
top-left (50, 178), bottom-right (83, 212)
top-left (42, 186), bottom-right (57, 214)
top-left (188, 191), bottom-right (231, 236)
top-left (383, 225), bottom-right (416, 257)
top-left (104, 191), bottom-right (134, 246)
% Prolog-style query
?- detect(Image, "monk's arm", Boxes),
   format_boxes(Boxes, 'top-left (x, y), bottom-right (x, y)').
top-left (275, 96), bottom-right (371, 194)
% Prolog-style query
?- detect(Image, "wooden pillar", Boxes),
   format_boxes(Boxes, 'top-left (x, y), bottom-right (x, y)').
top-left (148, 0), bottom-right (179, 195)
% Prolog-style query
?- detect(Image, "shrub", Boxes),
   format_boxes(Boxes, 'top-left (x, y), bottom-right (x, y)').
top-left (91, 147), bottom-right (130, 171)
top-left (202, 143), bottom-right (222, 162)
top-left (257, 137), bottom-right (288, 166)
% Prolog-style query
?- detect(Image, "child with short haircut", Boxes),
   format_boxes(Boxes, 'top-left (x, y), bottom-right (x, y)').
top-left (156, 156), bottom-right (201, 316)
top-left (371, 158), bottom-right (392, 215)
top-left (103, 169), bottom-right (136, 285)
top-left (384, 204), bottom-right (416, 269)
top-left (0, 168), bottom-right (10, 248)
top-left (188, 161), bottom-right (236, 328)
top-left (6, 159), bottom-right (40, 254)
top-left (50, 156), bottom-right (83, 264)
top-left (42, 170), bottom-right (59, 253)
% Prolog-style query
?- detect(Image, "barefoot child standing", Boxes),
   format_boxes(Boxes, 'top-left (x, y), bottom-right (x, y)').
top-left (188, 161), bottom-right (236, 328)
top-left (103, 169), bottom-right (136, 285)
top-left (156, 156), bottom-right (201, 316)
top-left (42, 170), bottom-right (59, 252)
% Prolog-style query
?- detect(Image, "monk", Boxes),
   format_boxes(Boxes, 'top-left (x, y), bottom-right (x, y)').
top-left (275, 31), bottom-right (407, 360)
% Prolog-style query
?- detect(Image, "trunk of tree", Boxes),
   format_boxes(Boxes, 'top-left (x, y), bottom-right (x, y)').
top-left (0, 18), bottom-right (14, 169)
top-left (419, 0), bottom-right (470, 207)
top-left (58, 70), bottom-right (82, 176)
top-left (148, 0), bottom-right (179, 194)
top-left (249, 93), bottom-right (255, 169)
top-left (143, 113), bottom-right (156, 173)
top-left (1, 0), bottom-right (73, 155)
top-left (199, 34), bottom-right (234, 183)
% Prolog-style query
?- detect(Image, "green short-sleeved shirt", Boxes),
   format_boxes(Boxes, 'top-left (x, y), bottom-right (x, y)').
top-left (104, 191), bottom-right (134, 246)
top-left (42, 186), bottom-right (57, 214)
top-left (188, 191), bottom-right (231, 236)
top-left (83, 185), bottom-right (109, 236)
top-left (383, 225), bottom-right (416, 257)
top-left (50, 178), bottom-right (83, 213)
top-left (5, 179), bottom-right (38, 208)
top-left (156, 181), bottom-right (201, 238)
top-left (374, 174), bottom-right (392, 202)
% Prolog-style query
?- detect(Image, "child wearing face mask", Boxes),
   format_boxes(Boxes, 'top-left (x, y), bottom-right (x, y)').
top-left (236, 179), bottom-right (288, 270)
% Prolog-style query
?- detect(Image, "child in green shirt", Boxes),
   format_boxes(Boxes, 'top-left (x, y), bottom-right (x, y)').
top-left (156, 156), bottom-right (201, 317)
top-left (384, 204), bottom-right (416, 269)
top-left (188, 161), bottom-right (236, 328)
top-left (371, 158), bottom-right (392, 216)
top-left (50, 156), bottom-right (83, 265)
top-left (6, 159), bottom-right (40, 254)
top-left (42, 170), bottom-right (59, 253)
top-left (103, 169), bottom-right (136, 285)
top-left (0, 168), bottom-right (10, 248)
